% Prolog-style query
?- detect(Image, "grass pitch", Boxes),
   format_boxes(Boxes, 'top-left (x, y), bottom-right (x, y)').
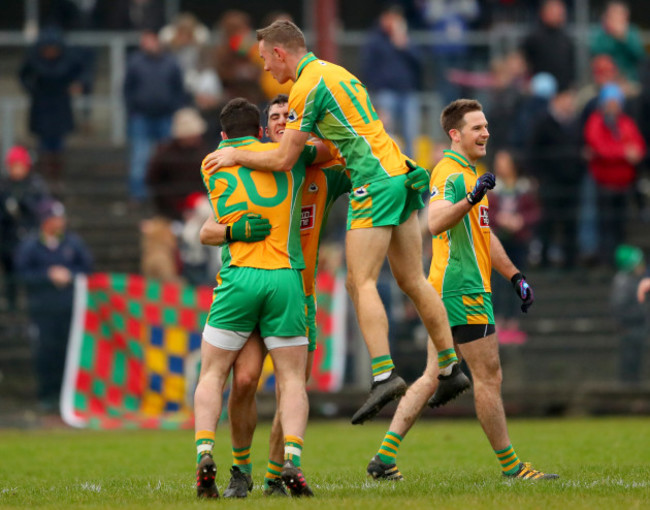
top-left (0, 417), bottom-right (648, 509)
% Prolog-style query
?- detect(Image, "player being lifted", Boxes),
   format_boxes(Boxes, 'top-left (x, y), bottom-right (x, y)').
top-left (366, 99), bottom-right (559, 482)
top-left (203, 19), bottom-right (470, 424)
top-left (194, 97), bottom-right (321, 498)
top-left (198, 94), bottom-right (351, 497)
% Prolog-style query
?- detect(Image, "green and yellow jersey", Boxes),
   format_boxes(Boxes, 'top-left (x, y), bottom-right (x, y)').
top-left (202, 136), bottom-right (316, 271)
top-left (286, 52), bottom-right (409, 189)
top-left (300, 157), bottom-right (351, 296)
top-left (427, 150), bottom-right (492, 297)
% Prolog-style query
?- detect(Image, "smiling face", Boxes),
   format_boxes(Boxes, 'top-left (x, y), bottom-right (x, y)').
top-left (259, 40), bottom-right (292, 84)
top-left (450, 110), bottom-right (489, 164)
top-left (266, 101), bottom-right (289, 142)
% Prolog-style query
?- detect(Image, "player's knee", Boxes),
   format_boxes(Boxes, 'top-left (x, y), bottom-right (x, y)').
top-left (231, 370), bottom-right (260, 398)
top-left (393, 271), bottom-right (421, 297)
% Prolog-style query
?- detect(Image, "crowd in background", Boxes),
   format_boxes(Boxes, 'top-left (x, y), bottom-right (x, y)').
top-left (2, 0), bottom-right (650, 401)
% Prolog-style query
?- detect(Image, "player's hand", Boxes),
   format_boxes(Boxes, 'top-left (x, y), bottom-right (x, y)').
top-left (637, 277), bottom-right (650, 303)
top-left (511, 272), bottom-right (534, 313)
top-left (202, 147), bottom-right (237, 174)
top-left (228, 213), bottom-right (271, 243)
top-left (404, 160), bottom-right (431, 191)
top-left (466, 172), bottom-right (496, 205)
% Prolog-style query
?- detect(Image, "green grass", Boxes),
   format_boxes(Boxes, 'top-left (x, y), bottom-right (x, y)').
top-left (1, 417), bottom-right (649, 509)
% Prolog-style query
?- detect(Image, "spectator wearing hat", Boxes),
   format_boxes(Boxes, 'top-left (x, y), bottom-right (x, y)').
top-left (146, 107), bottom-right (211, 221)
top-left (19, 27), bottom-right (84, 193)
top-left (527, 86), bottom-right (583, 268)
top-left (0, 146), bottom-right (52, 311)
top-left (584, 82), bottom-right (646, 264)
top-left (141, 107), bottom-right (210, 283)
top-left (15, 200), bottom-right (92, 411)
top-left (611, 245), bottom-right (649, 384)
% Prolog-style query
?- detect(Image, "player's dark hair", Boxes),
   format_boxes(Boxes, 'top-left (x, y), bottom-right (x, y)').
top-left (220, 98), bottom-right (261, 139)
top-left (263, 94), bottom-right (289, 123)
top-left (256, 19), bottom-right (306, 51)
top-left (440, 99), bottom-right (483, 140)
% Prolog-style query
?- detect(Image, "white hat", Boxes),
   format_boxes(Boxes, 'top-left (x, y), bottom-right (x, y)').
top-left (172, 107), bottom-right (207, 139)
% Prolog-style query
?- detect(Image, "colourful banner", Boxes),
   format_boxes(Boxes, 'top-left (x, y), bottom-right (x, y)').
top-left (61, 272), bottom-right (347, 429)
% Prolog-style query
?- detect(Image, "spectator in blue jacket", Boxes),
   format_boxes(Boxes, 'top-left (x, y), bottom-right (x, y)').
top-left (361, 2), bottom-right (422, 157)
top-left (15, 200), bottom-right (93, 412)
top-left (123, 30), bottom-right (185, 202)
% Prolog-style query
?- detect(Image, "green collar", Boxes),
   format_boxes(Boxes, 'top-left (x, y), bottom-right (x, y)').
top-left (296, 52), bottom-right (318, 79)
top-left (218, 136), bottom-right (258, 149)
top-left (443, 150), bottom-right (476, 173)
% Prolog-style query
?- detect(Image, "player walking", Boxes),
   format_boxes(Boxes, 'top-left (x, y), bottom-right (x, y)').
top-left (366, 99), bottom-right (559, 481)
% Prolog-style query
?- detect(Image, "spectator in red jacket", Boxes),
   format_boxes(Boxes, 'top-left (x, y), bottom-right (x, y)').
top-left (584, 82), bottom-right (646, 264)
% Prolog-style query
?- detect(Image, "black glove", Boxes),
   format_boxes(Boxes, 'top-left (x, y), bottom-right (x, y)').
top-left (511, 272), bottom-right (534, 313)
top-left (466, 172), bottom-right (496, 205)
top-left (404, 160), bottom-right (431, 191)
top-left (226, 213), bottom-right (271, 243)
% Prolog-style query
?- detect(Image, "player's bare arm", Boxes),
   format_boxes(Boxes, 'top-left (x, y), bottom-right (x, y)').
top-left (489, 230), bottom-right (519, 280)
top-left (202, 129), bottom-right (311, 173)
top-left (428, 198), bottom-right (472, 235)
top-left (200, 217), bottom-right (227, 246)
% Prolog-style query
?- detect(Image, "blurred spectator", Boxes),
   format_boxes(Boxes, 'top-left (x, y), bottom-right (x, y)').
top-left (361, 2), bottom-right (422, 157)
top-left (590, 1), bottom-right (645, 84)
top-left (421, 0), bottom-right (480, 105)
top-left (19, 27), bottom-right (83, 193)
top-left (211, 10), bottom-right (265, 107)
top-left (15, 200), bottom-right (93, 411)
top-left (521, 0), bottom-right (575, 91)
top-left (488, 149), bottom-right (540, 340)
top-left (94, 0), bottom-right (165, 31)
top-left (611, 245), bottom-right (648, 384)
top-left (527, 87), bottom-right (583, 268)
top-left (178, 194), bottom-right (219, 286)
top-left (510, 72), bottom-right (557, 150)
top-left (584, 83), bottom-right (646, 265)
top-left (140, 216), bottom-right (179, 282)
top-left (159, 13), bottom-right (212, 104)
top-left (0, 147), bottom-right (51, 311)
top-left (576, 54), bottom-right (637, 125)
top-left (146, 107), bottom-right (211, 221)
top-left (485, 51), bottom-right (528, 162)
top-left (123, 30), bottom-right (185, 202)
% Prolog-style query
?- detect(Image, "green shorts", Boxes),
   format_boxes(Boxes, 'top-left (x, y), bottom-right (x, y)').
top-left (347, 174), bottom-right (424, 230)
top-left (206, 266), bottom-right (306, 338)
top-left (442, 292), bottom-right (495, 328)
top-left (305, 292), bottom-right (317, 352)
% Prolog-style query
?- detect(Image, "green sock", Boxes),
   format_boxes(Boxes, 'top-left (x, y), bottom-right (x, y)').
top-left (195, 430), bottom-right (215, 464)
top-left (263, 460), bottom-right (283, 489)
top-left (371, 355), bottom-right (394, 381)
top-left (377, 431), bottom-right (403, 465)
top-left (438, 348), bottom-right (458, 376)
top-left (284, 435), bottom-right (304, 467)
top-left (495, 444), bottom-right (521, 475)
top-left (232, 445), bottom-right (252, 475)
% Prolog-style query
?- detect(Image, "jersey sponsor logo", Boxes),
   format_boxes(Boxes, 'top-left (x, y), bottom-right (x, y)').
top-left (308, 182), bottom-right (319, 193)
top-left (430, 185), bottom-right (440, 198)
top-left (301, 204), bottom-right (316, 230)
top-left (288, 109), bottom-right (298, 122)
top-left (478, 205), bottom-right (489, 227)
top-left (353, 185), bottom-right (368, 197)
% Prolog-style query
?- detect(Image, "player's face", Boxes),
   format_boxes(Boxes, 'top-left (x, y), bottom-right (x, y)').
top-left (259, 40), bottom-right (291, 84)
top-left (266, 102), bottom-right (289, 143)
top-left (457, 111), bottom-right (489, 162)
